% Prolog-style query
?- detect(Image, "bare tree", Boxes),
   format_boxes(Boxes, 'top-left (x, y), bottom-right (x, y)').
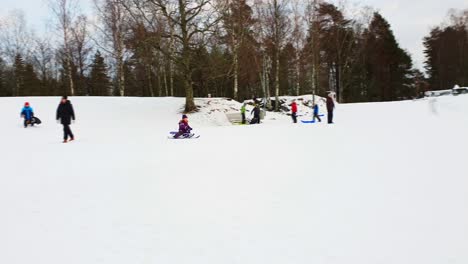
top-left (122, 0), bottom-right (225, 112)
top-left (257, 0), bottom-right (289, 111)
top-left (50, 0), bottom-right (78, 95)
top-left (305, 0), bottom-right (321, 104)
top-left (0, 10), bottom-right (34, 64)
top-left (71, 15), bottom-right (92, 95)
top-left (253, 0), bottom-right (271, 108)
top-left (32, 36), bottom-right (54, 93)
top-left (290, 0), bottom-right (305, 95)
top-left (0, 10), bottom-right (35, 96)
top-left (222, 0), bottom-right (254, 100)
top-left (94, 0), bottom-right (128, 96)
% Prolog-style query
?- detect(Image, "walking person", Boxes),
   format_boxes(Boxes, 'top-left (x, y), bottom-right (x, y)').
top-left (20, 102), bottom-right (34, 128)
top-left (56, 96), bottom-right (76, 143)
top-left (291, 100), bottom-right (298, 123)
top-left (326, 94), bottom-right (335, 124)
top-left (313, 103), bottom-right (322, 123)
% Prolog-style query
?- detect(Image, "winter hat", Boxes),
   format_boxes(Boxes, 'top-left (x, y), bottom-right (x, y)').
top-left (182, 114), bottom-right (188, 119)
top-left (24, 102), bottom-right (30, 107)
top-left (62, 96), bottom-right (68, 100)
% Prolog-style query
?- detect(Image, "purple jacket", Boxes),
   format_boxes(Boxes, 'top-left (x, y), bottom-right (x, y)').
top-left (179, 120), bottom-right (192, 133)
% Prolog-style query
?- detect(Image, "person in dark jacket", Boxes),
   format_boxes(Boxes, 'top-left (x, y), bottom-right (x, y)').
top-left (20, 102), bottom-right (34, 128)
top-left (291, 101), bottom-right (298, 123)
top-left (56, 96), bottom-right (76, 143)
top-left (250, 104), bottom-right (261, 124)
top-left (174, 114), bottom-right (193, 138)
top-left (326, 94), bottom-right (335, 124)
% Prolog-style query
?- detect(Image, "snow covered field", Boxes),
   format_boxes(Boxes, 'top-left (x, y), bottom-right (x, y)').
top-left (1, 95), bottom-right (467, 264)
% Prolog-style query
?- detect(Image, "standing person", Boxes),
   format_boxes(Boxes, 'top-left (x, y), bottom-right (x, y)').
top-left (291, 100), bottom-right (298, 123)
top-left (313, 103), bottom-right (321, 122)
top-left (326, 94), bottom-right (335, 124)
top-left (250, 104), bottom-right (261, 124)
top-left (241, 102), bottom-right (247, 124)
top-left (20, 102), bottom-right (34, 128)
top-left (174, 114), bottom-right (193, 138)
top-left (56, 96), bottom-right (76, 143)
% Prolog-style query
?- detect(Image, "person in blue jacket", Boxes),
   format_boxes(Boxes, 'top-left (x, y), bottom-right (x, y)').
top-left (313, 103), bottom-right (321, 122)
top-left (20, 102), bottom-right (35, 128)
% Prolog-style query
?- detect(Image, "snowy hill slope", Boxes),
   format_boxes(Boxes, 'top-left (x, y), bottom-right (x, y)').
top-left (0, 95), bottom-right (467, 264)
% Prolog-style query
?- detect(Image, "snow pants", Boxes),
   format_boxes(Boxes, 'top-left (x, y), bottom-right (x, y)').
top-left (63, 124), bottom-right (74, 141)
top-left (313, 114), bottom-right (322, 122)
top-left (292, 112), bottom-right (297, 123)
top-left (24, 119), bottom-right (34, 128)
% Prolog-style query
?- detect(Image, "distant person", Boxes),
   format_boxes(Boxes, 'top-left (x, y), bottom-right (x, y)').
top-left (313, 103), bottom-right (321, 122)
top-left (326, 94), bottom-right (335, 124)
top-left (174, 114), bottom-right (193, 138)
top-left (56, 96), bottom-right (76, 143)
top-left (241, 102), bottom-right (247, 124)
top-left (250, 104), bottom-right (261, 124)
top-left (20, 102), bottom-right (34, 128)
top-left (291, 100), bottom-right (298, 123)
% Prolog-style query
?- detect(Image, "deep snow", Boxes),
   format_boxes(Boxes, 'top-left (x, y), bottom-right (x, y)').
top-left (0, 95), bottom-right (467, 264)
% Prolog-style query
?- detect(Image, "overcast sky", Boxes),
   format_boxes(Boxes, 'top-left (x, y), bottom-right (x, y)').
top-left (0, 0), bottom-right (467, 70)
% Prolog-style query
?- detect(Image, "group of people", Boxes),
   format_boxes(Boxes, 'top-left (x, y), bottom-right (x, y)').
top-left (290, 94), bottom-right (335, 124)
top-left (20, 95), bottom-right (335, 142)
top-left (241, 102), bottom-right (261, 125)
top-left (239, 94), bottom-right (335, 125)
top-left (20, 96), bottom-right (76, 143)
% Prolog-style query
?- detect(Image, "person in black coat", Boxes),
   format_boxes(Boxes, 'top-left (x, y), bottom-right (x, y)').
top-left (56, 96), bottom-right (76, 143)
top-left (326, 94), bottom-right (335, 124)
top-left (250, 104), bottom-right (261, 124)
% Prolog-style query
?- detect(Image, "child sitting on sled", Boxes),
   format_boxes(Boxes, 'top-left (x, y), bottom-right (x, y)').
top-left (174, 114), bottom-right (193, 138)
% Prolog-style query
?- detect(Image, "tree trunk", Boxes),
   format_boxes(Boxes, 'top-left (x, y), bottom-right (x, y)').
top-left (157, 65), bottom-right (162, 97)
top-left (169, 59), bottom-right (174, 96)
top-left (275, 49), bottom-right (280, 111)
top-left (296, 54), bottom-right (300, 95)
top-left (184, 69), bottom-right (196, 112)
top-left (66, 56), bottom-right (74, 95)
top-left (163, 64), bottom-right (168, 96)
top-left (265, 56), bottom-right (271, 108)
top-left (274, 0), bottom-right (280, 111)
top-left (147, 64), bottom-right (154, 97)
top-left (117, 53), bottom-right (125, 96)
top-left (233, 47), bottom-right (239, 100)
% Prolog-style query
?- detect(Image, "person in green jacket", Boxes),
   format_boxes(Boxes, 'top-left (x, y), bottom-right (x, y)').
top-left (241, 103), bottom-right (247, 124)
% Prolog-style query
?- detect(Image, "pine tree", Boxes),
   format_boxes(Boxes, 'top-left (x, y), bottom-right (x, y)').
top-left (23, 63), bottom-right (41, 96)
top-left (364, 12), bottom-right (413, 101)
top-left (424, 22), bottom-right (468, 90)
top-left (89, 51), bottom-right (111, 96)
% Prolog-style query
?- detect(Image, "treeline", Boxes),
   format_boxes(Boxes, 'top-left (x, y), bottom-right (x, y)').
top-left (424, 10), bottom-right (468, 91)
top-left (0, 1), bottom-right (465, 111)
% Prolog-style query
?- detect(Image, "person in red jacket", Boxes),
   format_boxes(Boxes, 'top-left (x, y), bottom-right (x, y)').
top-left (291, 100), bottom-right (298, 123)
